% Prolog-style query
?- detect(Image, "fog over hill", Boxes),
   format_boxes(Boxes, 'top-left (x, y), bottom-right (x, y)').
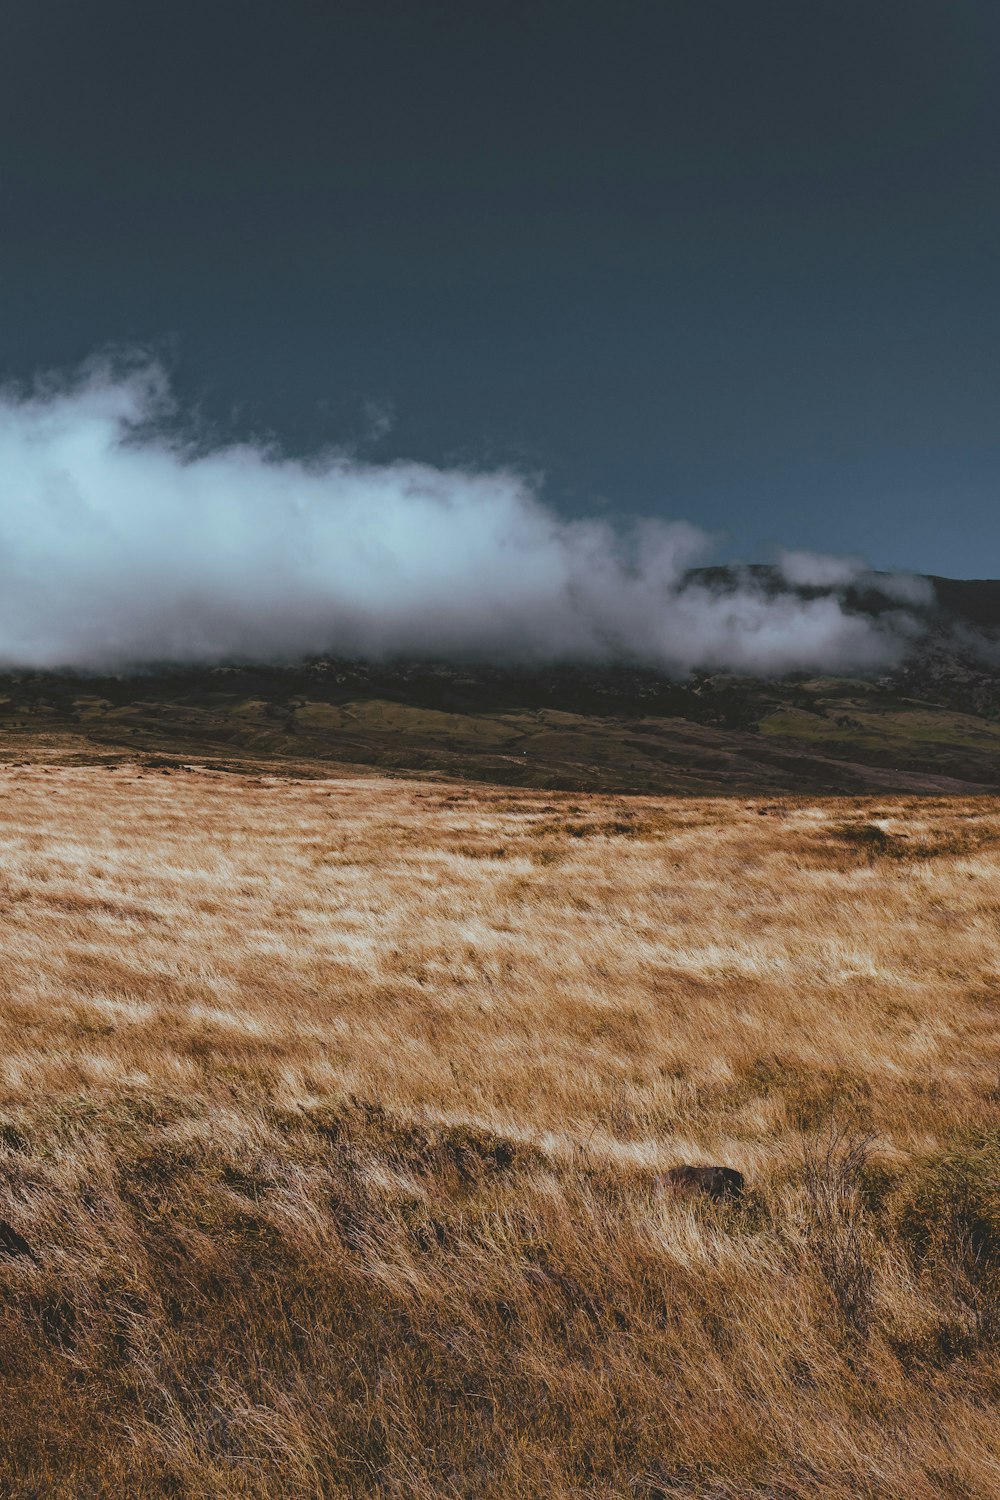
top-left (3, 358), bottom-right (992, 678)
top-left (1, 580), bottom-right (999, 796)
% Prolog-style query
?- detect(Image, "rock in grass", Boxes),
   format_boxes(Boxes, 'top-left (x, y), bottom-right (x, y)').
top-left (657, 1164), bottom-right (745, 1202)
top-left (0, 1219), bottom-right (35, 1259)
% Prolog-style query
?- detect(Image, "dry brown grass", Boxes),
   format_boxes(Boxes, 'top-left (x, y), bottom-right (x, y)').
top-left (0, 763), bottom-right (997, 1497)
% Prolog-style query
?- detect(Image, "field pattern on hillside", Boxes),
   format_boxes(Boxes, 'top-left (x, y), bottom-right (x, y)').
top-left (0, 765), bottom-right (997, 1497)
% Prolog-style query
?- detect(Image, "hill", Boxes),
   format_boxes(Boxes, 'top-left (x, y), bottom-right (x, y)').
top-left (1, 573), bottom-right (998, 794)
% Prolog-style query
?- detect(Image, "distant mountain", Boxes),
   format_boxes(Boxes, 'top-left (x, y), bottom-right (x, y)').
top-left (691, 564), bottom-right (1000, 630)
top-left (924, 575), bottom-right (1000, 629)
top-left (1, 574), bottom-right (999, 795)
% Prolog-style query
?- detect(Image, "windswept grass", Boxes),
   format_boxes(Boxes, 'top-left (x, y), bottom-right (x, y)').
top-left (0, 765), bottom-right (996, 1496)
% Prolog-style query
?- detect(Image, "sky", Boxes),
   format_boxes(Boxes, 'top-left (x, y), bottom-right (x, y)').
top-left (0, 0), bottom-right (998, 581)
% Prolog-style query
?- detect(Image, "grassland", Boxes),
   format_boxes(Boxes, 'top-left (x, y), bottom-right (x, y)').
top-left (0, 761), bottom-right (997, 1496)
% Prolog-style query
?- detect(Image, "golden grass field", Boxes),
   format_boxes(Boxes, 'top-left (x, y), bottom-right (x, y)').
top-left (0, 760), bottom-right (997, 1497)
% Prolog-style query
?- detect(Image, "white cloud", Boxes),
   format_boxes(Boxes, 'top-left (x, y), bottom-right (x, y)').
top-left (777, 549), bottom-right (866, 589)
top-left (0, 358), bottom-right (925, 676)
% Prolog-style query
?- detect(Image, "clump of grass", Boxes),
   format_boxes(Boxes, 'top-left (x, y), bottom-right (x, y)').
top-left (836, 819), bottom-right (901, 858)
top-left (832, 817), bottom-right (998, 864)
top-left (894, 1131), bottom-right (1000, 1316)
top-left (733, 1057), bottom-right (874, 1133)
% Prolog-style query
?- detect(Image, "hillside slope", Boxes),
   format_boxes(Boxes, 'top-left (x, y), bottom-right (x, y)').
top-left (0, 574), bottom-right (997, 793)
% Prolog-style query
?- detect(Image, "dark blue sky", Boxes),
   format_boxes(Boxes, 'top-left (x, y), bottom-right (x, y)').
top-left (1, 0), bottom-right (998, 576)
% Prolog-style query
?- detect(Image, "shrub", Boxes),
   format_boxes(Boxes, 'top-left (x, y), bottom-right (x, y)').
top-left (801, 1122), bottom-right (876, 1337)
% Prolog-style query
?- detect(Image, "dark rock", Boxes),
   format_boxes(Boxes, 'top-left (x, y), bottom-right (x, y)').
top-left (657, 1164), bottom-right (745, 1202)
top-left (0, 1219), bottom-right (35, 1259)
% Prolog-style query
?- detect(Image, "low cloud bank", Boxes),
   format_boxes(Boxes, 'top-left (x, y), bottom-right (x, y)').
top-left (0, 359), bottom-right (931, 676)
top-left (776, 549), bottom-right (934, 606)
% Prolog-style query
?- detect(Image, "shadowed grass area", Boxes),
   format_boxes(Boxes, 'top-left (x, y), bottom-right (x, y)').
top-left (1, 657), bottom-right (1000, 795)
top-left (0, 766), bottom-right (996, 1495)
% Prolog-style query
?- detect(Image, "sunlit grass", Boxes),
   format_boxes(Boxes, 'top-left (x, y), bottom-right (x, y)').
top-left (0, 764), bottom-right (996, 1496)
